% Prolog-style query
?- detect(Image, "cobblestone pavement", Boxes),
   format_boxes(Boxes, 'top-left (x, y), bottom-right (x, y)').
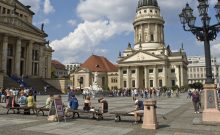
top-left (0, 93), bottom-right (219, 135)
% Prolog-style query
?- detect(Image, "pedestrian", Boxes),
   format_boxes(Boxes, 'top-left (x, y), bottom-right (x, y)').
top-left (191, 90), bottom-right (200, 113)
top-left (69, 95), bottom-right (79, 110)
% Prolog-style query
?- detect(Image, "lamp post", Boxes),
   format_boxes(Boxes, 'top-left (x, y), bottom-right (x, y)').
top-left (179, 0), bottom-right (220, 122)
top-left (179, 0), bottom-right (220, 84)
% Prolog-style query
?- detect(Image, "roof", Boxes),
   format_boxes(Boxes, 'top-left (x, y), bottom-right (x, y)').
top-left (51, 60), bottom-right (66, 70)
top-left (138, 0), bottom-right (158, 8)
top-left (81, 55), bottom-right (118, 72)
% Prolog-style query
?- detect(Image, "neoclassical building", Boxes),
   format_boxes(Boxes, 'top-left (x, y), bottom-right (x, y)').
top-left (117, 0), bottom-right (188, 89)
top-left (71, 55), bottom-right (118, 90)
top-left (0, 0), bottom-right (53, 79)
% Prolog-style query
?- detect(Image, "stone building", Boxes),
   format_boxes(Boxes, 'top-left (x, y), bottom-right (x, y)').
top-left (65, 63), bottom-right (81, 75)
top-left (187, 56), bottom-right (220, 87)
top-left (51, 60), bottom-right (68, 78)
top-left (0, 0), bottom-right (53, 79)
top-left (117, 0), bottom-right (188, 89)
top-left (71, 55), bottom-right (118, 90)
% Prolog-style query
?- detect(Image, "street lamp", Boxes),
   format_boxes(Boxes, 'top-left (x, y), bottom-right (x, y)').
top-left (179, 0), bottom-right (220, 84)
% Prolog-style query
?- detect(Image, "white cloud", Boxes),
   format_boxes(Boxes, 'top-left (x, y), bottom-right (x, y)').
top-left (18, 0), bottom-right (40, 13)
top-left (51, 0), bottom-right (136, 63)
top-left (50, 0), bottom-right (220, 63)
top-left (43, 0), bottom-right (55, 14)
top-left (67, 20), bottom-right (77, 27)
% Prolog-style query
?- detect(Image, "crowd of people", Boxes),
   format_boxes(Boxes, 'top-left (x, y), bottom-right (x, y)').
top-left (108, 88), bottom-right (179, 99)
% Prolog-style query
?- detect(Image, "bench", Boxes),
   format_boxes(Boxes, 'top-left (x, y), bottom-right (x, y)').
top-left (6, 106), bottom-right (35, 114)
top-left (36, 107), bottom-right (50, 116)
top-left (66, 109), bottom-right (104, 120)
top-left (110, 111), bottom-right (143, 122)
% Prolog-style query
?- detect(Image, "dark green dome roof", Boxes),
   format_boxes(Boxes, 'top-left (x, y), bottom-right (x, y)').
top-left (138, 0), bottom-right (158, 8)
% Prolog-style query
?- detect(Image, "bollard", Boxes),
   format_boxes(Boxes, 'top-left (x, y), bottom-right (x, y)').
top-left (142, 99), bottom-right (158, 129)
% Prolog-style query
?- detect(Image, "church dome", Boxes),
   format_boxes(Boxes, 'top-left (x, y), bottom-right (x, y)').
top-left (138, 0), bottom-right (158, 8)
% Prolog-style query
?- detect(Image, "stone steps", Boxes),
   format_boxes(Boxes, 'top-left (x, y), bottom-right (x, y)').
top-left (3, 76), bottom-right (20, 88)
top-left (23, 78), bottom-right (62, 95)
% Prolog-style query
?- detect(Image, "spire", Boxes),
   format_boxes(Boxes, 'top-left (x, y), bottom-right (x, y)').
top-left (180, 43), bottom-right (184, 53)
top-left (119, 51), bottom-right (122, 57)
top-left (128, 42), bottom-right (131, 48)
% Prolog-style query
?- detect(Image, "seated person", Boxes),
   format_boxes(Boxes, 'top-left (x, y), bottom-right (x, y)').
top-left (69, 95), bottom-right (79, 110)
top-left (83, 96), bottom-right (91, 112)
top-left (27, 92), bottom-right (35, 108)
top-left (97, 97), bottom-right (108, 113)
top-left (18, 92), bottom-right (27, 107)
top-left (6, 91), bottom-right (20, 113)
top-left (133, 99), bottom-right (144, 124)
top-left (45, 94), bottom-right (54, 108)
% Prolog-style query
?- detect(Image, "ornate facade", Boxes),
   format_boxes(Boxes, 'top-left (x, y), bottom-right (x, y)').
top-left (117, 0), bottom-right (188, 89)
top-left (0, 0), bottom-right (53, 78)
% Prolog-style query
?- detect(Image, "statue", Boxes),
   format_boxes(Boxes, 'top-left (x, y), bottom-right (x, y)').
top-left (41, 23), bottom-right (44, 31)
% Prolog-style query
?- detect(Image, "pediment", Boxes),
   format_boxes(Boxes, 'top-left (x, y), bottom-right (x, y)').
top-left (0, 16), bottom-right (46, 36)
top-left (120, 51), bottom-right (163, 63)
top-left (75, 67), bottom-right (90, 73)
top-left (3, 0), bottom-right (34, 15)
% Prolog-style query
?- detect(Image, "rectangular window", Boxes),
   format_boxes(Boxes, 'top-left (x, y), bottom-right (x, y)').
top-left (7, 9), bottom-right (10, 14)
top-left (3, 7), bottom-right (6, 14)
top-left (7, 44), bottom-right (13, 56)
top-left (131, 70), bottom-right (135, 74)
top-left (149, 69), bottom-right (153, 73)
top-left (150, 34), bottom-right (154, 41)
top-left (171, 69), bottom-right (175, 73)
top-left (150, 80), bottom-right (153, 87)
top-left (21, 47), bottom-right (25, 58)
top-left (123, 81), bottom-right (127, 88)
top-left (123, 70), bottom-right (127, 74)
top-left (171, 80), bottom-right (175, 86)
top-left (159, 80), bottom-right (162, 87)
top-left (158, 69), bottom-right (163, 73)
top-left (132, 80), bottom-right (135, 88)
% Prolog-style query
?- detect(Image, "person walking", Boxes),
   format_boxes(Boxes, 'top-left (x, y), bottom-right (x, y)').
top-left (191, 90), bottom-right (200, 113)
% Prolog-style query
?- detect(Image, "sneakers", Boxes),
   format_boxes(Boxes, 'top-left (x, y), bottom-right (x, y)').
top-left (194, 112), bottom-right (197, 114)
top-left (197, 111), bottom-right (200, 114)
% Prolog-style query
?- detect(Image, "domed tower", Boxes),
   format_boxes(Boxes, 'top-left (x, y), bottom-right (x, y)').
top-left (134, 0), bottom-right (165, 50)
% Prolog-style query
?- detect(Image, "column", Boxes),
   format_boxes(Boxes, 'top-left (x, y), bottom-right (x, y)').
top-left (26, 40), bottom-right (33, 76)
top-left (153, 66), bottom-right (157, 87)
top-left (39, 45), bottom-right (44, 77)
top-left (144, 66), bottom-right (148, 88)
top-left (155, 24), bottom-right (158, 42)
top-left (163, 66), bottom-right (167, 86)
top-left (47, 52), bottom-right (52, 78)
top-left (136, 67), bottom-right (139, 88)
top-left (15, 38), bottom-right (21, 76)
top-left (178, 65), bottom-right (181, 86)
top-left (127, 67), bottom-right (130, 88)
top-left (2, 35), bottom-right (8, 73)
top-left (180, 65), bottom-right (184, 86)
top-left (118, 67), bottom-right (123, 89)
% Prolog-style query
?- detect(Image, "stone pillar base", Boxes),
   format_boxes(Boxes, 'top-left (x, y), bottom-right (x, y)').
top-left (203, 110), bottom-right (220, 122)
top-left (142, 123), bottom-right (158, 130)
top-left (202, 84), bottom-right (220, 122)
top-left (142, 100), bottom-right (158, 130)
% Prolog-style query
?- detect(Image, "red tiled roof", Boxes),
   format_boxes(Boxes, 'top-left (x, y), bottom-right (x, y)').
top-left (81, 55), bottom-right (118, 72)
top-left (52, 60), bottom-right (66, 70)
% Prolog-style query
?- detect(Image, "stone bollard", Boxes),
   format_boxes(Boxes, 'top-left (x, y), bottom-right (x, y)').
top-left (142, 99), bottom-right (158, 129)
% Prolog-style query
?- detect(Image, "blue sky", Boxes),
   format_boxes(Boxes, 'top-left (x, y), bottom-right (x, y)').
top-left (18, 0), bottom-right (220, 64)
